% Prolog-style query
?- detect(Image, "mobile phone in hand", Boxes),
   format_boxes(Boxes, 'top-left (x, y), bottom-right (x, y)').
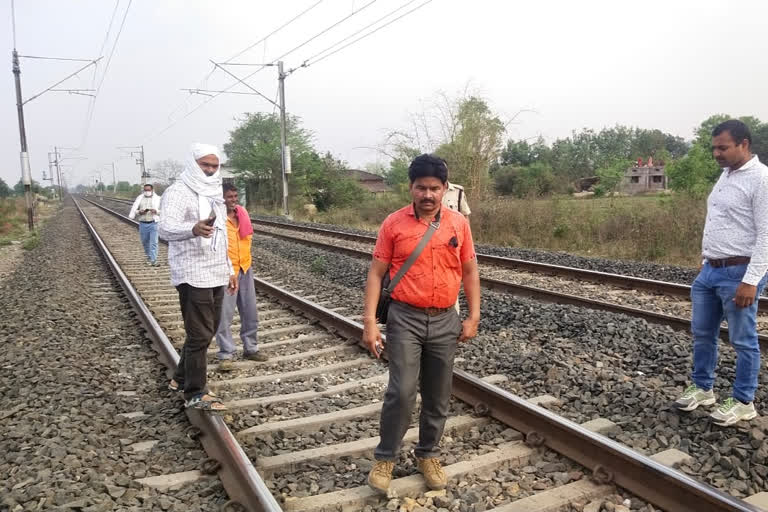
top-left (205, 214), bottom-right (216, 226)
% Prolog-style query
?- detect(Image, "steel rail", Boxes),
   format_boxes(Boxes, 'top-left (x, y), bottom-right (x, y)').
top-left (243, 221), bottom-right (768, 350)
top-left (249, 276), bottom-right (761, 512)
top-left (74, 197), bottom-right (281, 512)
top-left (249, 217), bottom-right (768, 313)
top-left (93, 195), bottom-right (768, 313)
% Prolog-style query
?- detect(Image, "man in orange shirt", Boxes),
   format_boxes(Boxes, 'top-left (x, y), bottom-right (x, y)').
top-left (363, 154), bottom-right (481, 493)
top-left (214, 183), bottom-right (267, 366)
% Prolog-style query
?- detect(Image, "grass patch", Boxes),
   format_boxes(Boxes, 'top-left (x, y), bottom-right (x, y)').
top-left (22, 231), bottom-right (39, 250)
top-left (274, 193), bottom-right (704, 267)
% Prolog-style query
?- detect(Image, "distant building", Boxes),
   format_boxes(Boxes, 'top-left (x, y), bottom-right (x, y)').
top-left (345, 169), bottom-right (392, 195)
top-left (219, 164), bottom-right (237, 186)
top-left (622, 164), bottom-right (667, 194)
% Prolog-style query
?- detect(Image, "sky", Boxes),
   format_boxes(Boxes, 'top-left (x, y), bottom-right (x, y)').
top-left (2, 0), bottom-right (767, 188)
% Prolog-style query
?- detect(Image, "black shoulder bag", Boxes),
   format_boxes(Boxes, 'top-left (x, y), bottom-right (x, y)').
top-left (375, 214), bottom-right (440, 323)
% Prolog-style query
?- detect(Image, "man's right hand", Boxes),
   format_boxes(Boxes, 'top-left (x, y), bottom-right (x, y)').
top-left (363, 320), bottom-right (384, 359)
top-left (192, 219), bottom-right (215, 238)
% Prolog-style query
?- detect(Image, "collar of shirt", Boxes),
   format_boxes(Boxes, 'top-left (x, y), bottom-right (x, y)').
top-left (726, 155), bottom-right (760, 175)
top-left (408, 203), bottom-right (442, 223)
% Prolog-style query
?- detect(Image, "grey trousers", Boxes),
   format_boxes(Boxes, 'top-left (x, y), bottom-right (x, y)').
top-left (215, 267), bottom-right (259, 359)
top-left (374, 300), bottom-right (461, 461)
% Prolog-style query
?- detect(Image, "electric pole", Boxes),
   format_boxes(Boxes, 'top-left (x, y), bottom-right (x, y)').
top-left (117, 146), bottom-right (147, 184)
top-left (278, 61), bottom-right (290, 217)
top-left (12, 49), bottom-right (34, 229)
top-left (111, 162), bottom-right (117, 193)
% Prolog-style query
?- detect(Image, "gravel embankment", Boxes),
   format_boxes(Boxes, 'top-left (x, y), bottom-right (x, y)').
top-left (250, 233), bottom-right (768, 501)
top-left (0, 200), bottom-right (228, 511)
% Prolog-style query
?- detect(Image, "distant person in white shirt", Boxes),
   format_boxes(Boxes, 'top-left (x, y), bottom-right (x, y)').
top-left (159, 143), bottom-right (237, 412)
top-left (128, 183), bottom-right (162, 266)
top-left (675, 119), bottom-right (768, 426)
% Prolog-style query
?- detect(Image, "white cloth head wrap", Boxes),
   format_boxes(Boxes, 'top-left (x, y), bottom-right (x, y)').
top-left (180, 143), bottom-right (224, 247)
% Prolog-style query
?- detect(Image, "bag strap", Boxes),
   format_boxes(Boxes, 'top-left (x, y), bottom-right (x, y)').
top-left (384, 211), bottom-right (441, 296)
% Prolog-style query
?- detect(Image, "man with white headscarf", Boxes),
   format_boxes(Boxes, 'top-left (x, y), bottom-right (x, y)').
top-left (159, 143), bottom-right (237, 411)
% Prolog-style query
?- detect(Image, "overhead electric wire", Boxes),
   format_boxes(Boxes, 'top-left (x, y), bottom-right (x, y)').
top-left (145, 1), bottom-right (327, 142)
top-left (304, 0), bottom-right (433, 68)
top-left (18, 55), bottom-right (96, 62)
top-left (222, 0), bottom-right (324, 64)
top-left (145, 0), bottom-right (378, 142)
top-left (298, 0), bottom-right (418, 68)
top-left (80, 0), bottom-right (132, 147)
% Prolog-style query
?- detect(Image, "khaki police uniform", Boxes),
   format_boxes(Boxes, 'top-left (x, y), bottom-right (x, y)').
top-left (442, 182), bottom-right (470, 313)
top-left (442, 182), bottom-right (471, 216)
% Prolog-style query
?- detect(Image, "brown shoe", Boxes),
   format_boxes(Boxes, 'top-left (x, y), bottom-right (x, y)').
top-left (217, 359), bottom-right (235, 371)
top-left (417, 457), bottom-right (447, 490)
top-left (244, 351), bottom-right (269, 362)
top-left (367, 460), bottom-right (395, 494)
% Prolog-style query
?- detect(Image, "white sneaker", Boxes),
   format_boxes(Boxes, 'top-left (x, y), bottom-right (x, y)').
top-left (710, 397), bottom-right (757, 426)
top-left (674, 384), bottom-right (716, 412)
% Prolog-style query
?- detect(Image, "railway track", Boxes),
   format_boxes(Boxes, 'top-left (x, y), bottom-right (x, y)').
top-left (75, 195), bottom-right (764, 512)
top-left (89, 195), bottom-right (768, 349)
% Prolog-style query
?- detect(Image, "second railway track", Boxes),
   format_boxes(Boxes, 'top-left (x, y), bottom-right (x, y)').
top-left (75, 196), bottom-right (766, 511)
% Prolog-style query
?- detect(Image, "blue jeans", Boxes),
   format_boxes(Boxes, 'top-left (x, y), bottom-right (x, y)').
top-left (215, 267), bottom-right (259, 359)
top-left (691, 262), bottom-right (767, 403)
top-left (139, 221), bottom-right (158, 263)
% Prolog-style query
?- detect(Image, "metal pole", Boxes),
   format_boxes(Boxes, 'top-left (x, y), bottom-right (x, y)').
top-left (12, 49), bottom-right (34, 229)
top-left (54, 146), bottom-right (63, 202)
top-left (139, 146), bottom-right (147, 184)
top-left (47, 157), bottom-right (56, 201)
top-left (112, 162), bottom-right (117, 193)
top-left (278, 61), bottom-right (289, 217)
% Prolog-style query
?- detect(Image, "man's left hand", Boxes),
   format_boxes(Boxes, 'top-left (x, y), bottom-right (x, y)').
top-left (458, 317), bottom-right (479, 343)
top-left (734, 282), bottom-right (758, 308)
top-left (227, 275), bottom-right (238, 296)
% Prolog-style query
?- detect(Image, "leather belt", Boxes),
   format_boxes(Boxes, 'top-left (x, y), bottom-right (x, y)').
top-left (393, 300), bottom-right (452, 317)
top-left (707, 256), bottom-right (751, 268)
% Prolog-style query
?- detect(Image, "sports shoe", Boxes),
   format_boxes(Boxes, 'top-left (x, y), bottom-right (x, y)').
top-left (367, 460), bottom-right (394, 494)
top-left (710, 397), bottom-right (757, 426)
top-left (417, 457), bottom-right (447, 490)
top-left (244, 351), bottom-right (269, 362)
top-left (673, 384), bottom-right (716, 411)
top-left (217, 359), bottom-right (235, 371)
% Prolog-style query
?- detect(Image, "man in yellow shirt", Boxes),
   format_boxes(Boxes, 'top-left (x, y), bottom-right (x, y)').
top-left (215, 183), bottom-right (267, 366)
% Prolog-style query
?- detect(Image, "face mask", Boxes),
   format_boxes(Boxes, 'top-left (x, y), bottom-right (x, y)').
top-left (144, 191), bottom-right (152, 197)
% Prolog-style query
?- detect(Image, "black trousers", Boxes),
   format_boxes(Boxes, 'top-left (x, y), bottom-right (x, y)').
top-left (173, 283), bottom-right (224, 400)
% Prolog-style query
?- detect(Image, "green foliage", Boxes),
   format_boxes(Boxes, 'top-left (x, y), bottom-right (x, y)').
top-left (0, 178), bottom-right (11, 198)
top-left (299, 153), bottom-right (365, 211)
top-left (694, 114), bottom-right (768, 163)
top-left (310, 255), bottom-right (327, 274)
top-left (13, 179), bottom-right (43, 196)
top-left (595, 159), bottom-right (632, 196)
top-left (665, 144), bottom-right (720, 197)
top-left (436, 96), bottom-right (505, 199)
top-left (494, 162), bottom-right (556, 198)
top-left (22, 230), bottom-right (39, 250)
top-left (224, 112), bottom-right (363, 212)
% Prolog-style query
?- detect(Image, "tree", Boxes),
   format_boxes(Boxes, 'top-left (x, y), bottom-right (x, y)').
top-left (434, 95), bottom-right (505, 199)
top-left (13, 179), bottom-right (43, 196)
top-left (224, 112), bottom-right (315, 210)
top-left (150, 159), bottom-right (183, 185)
top-left (594, 159), bottom-right (632, 198)
top-left (0, 178), bottom-right (11, 198)
top-left (665, 144), bottom-right (720, 197)
top-left (298, 153), bottom-right (365, 211)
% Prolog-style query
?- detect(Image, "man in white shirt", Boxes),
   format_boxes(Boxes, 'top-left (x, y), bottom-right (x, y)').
top-left (674, 120), bottom-right (768, 426)
top-left (159, 143), bottom-right (237, 412)
top-left (128, 183), bottom-right (162, 266)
